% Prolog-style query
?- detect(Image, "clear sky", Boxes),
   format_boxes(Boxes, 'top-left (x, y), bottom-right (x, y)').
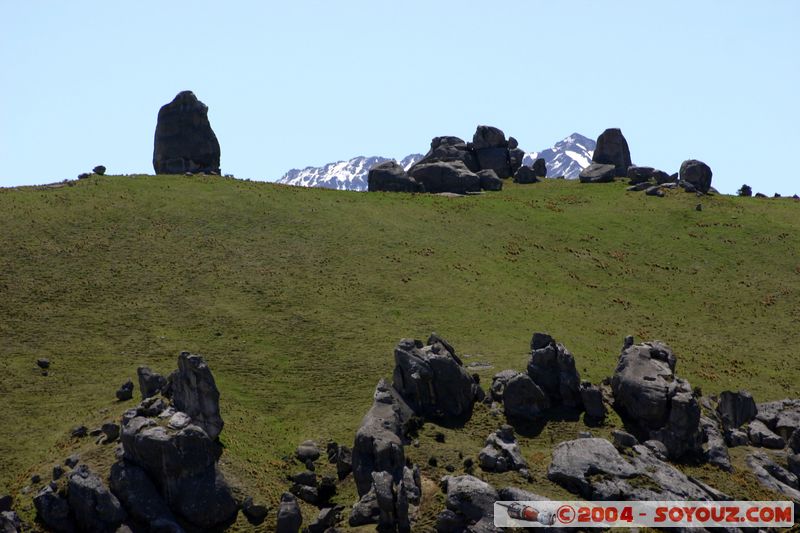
top-left (1, 1), bottom-right (798, 194)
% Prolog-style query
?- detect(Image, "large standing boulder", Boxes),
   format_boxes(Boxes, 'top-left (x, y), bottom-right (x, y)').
top-left (153, 91), bottom-right (221, 175)
top-left (276, 492), bottom-right (303, 533)
top-left (527, 333), bottom-right (582, 408)
top-left (351, 379), bottom-right (413, 496)
top-left (67, 465), bottom-right (126, 533)
top-left (368, 161), bottom-right (422, 193)
top-left (611, 340), bottom-right (703, 460)
top-left (33, 486), bottom-right (74, 533)
top-left (168, 351), bottom-right (223, 440)
top-left (716, 390), bottom-right (757, 430)
top-left (109, 461), bottom-right (182, 532)
top-left (679, 159), bottom-right (713, 193)
top-left (392, 334), bottom-right (481, 423)
top-left (407, 160), bottom-right (480, 194)
top-left (579, 163), bottom-right (616, 183)
top-left (591, 128), bottom-right (631, 176)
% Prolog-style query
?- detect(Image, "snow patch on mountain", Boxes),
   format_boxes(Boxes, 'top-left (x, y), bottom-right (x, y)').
top-left (278, 154), bottom-right (423, 191)
top-left (523, 133), bottom-right (596, 179)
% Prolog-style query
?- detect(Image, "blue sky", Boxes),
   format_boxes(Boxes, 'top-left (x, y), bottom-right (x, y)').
top-left (1, 1), bottom-right (798, 194)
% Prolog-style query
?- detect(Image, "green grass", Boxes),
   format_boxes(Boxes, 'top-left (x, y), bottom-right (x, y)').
top-left (1, 175), bottom-right (799, 529)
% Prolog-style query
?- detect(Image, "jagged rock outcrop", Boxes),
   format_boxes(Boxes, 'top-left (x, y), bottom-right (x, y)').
top-left (746, 452), bottom-right (800, 515)
top-left (756, 399), bottom-right (800, 441)
top-left (115, 353), bottom-right (238, 530)
top-left (67, 465), bottom-right (126, 532)
top-left (368, 161), bottom-right (423, 193)
top-left (392, 334), bottom-right (482, 423)
top-left (489, 370), bottom-right (517, 402)
top-left (168, 351), bottom-right (224, 440)
top-left (716, 390), bottom-right (757, 431)
top-left (437, 475), bottom-right (500, 533)
top-left (591, 128), bottom-right (631, 176)
top-left (478, 425), bottom-right (527, 472)
top-left (413, 136), bottom-right (479, 172)
top-left (679, 159), bottom-right (713, 193)
top-left (153, 91), bottom-right (220, 175)
top-left (611, 339), bottom-right (703, 460)
top-left (527, 333), bottom-right (582, 408)
top-left (699, 416), bottom-right (731, 471)
top-left (548, 438), bottom-right (725, 501)
top-left (33, 486), bottom-right (73, 532)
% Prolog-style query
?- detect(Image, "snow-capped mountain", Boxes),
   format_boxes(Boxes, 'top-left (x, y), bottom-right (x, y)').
top-left (523, 133), bottom-right (595, 179)
top-left (276, 133), bottom-right (596, 190)
top-left (277, 154), bottom-right (423, 191)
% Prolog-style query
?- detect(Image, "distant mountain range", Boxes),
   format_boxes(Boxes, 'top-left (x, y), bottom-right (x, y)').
top-left (276, 133), bottom-right (595, 190)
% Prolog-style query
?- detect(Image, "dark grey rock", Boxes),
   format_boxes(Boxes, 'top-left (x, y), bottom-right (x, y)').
top-left (116, 379), bottom-right (134, 401)
top-left (65, 454), bottom-right (79, 468)
top-left (790, 428), bottom-right (800, 454)
top-left (0, 497), bottom-right (10, 514)
top-left (508, 148), bottom-right (525, 174)
top-left (70, 426), bottom-right (87, 438)
top-left (410, 136), bottom-right (479, 173)
top-left (527, 333), bottom-right (582, 408)
top-left (137, 366), bottom-right (166, 399)
top-left (277, 492), bottom-right (302, 533)
top-left (627, 166), bottom-right (654, 184)
top-left (336, 445), bottom-right (352, 481)
top-left (746, 452), bottom-right (800, 514)
top-left (548, 438), bottom-right (719, 501)
top-left (153, 91), bottom-right (221, 175)
top-left (725, 428), bottom-right (749, 447)
top-left (679, 159), bottom-right (713, 193)
top-left (716, 390), bottom-right (757, 430)
top-left (33, 486), bottom-right (74, 532)
top-left (472, 125), bottom-right (507, 150)
top-left (101, 422), bottom-right (120, 443)
top-left (532, 158), bottom-right (547, 177)
top-left (291, 470), bottom-right (316, 487)
top-left (93, 165), bottom-right (106, 175)
top-left (352, 379), bottom-right (412, 496)
top-left (512, 164), bottom-right (540, 184)
top-left (490, 370), bottom-right (517, 402)
top-left (645, 185), bottom-right (664, 197)
top-left (306, 505), bottom-right (343, 533)
top-left (508, 136), bottom-right (518, 150)
top-left (699, 416), bottom-right (731, 471)
top-left (592, 128), bottom-right (631, 176)
top-left (788, 453), bottom-right (800, 478)
top-left (392, 334), bottom-right (481, 423)
top-left (502, 372), bottom-right (549, 421)
top-left (579, 163), bottom-right (616, 183)
top-left (368, 161), bottom-right (422, 193)
top-left (296, 441), bottom-right (320, 463)
top-left (242, 497), bottom-right (269, 526)
top-left (477, 169), bottom-right (502, 191)
top-left (579, 381), bottom-right (606, 421)
top-left (611, 340), bottom-right (703, 460)
top-left (52, 464), bottom-right (64, 481)
top-left (478, 425), bottom-right (526, 473)
top-left (36, 358), bottom-right (50, 369)
top-left (109, 461), bottom-right (182, 533)
top-left (612, 430), bottom-right (638, 449)
top-left (475, 148), bottom-right (512, 179)
top-left (408, 160), bottom-right (481, 194)
top-left (0, 510), bottom-right (20, 533)
top-left (169, 352), bottom-right (223, 440)
top-left (653, 170), bottom-right (673, 184)
top-left (67, 465), bottom-right (126, 532)
top-left (748, 419), bottom-right (785, 449)
top-left (627, 182), bottom-right (651, 192)
top-left (439, 475), bottom-right (500, 533)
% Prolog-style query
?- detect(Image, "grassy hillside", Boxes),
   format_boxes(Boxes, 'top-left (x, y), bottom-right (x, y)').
top-left (1, 175), bottom-right (799, 529)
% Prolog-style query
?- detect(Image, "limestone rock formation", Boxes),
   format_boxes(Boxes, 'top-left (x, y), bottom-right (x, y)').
top-left (437, 475), bottom-right (500, 533)
top-left (67, 465), bottom-right (126, 532)
top-left (153, 91), bottom-right (221, 175)
top-left (591, 128), bottom-right (631, 176)
top-left (501, 372), bottom-right (549, 421)
top-left (168, 351), bottom-right (224, 440)
top-left (367, 161), bottom-right (422, 193)
top-left (579, 163), bottom-right (616, 183)
top-left (679, 159), bottom-right (713, 193)
top-left (527, 333), bottom-right (582, 408)
top-left (611, 340), bottom-right (703, 460)
top-left (478, 425), bottom-right (527, 473)
top-left (392, 334), bottom-right (482, 423)
top-left (407, 160), bottom-right (480, 194)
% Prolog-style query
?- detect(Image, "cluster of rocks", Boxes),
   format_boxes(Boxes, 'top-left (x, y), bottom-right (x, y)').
top-left (153, 90), bottom-right (221, 175)
top-left (577, 127), bottom-right (716, 196)
top-left (368, 126), bottom-right (547, 194)
top-left (27, 351), bottom-right (272, 532)
top-left (477, 425), bottom-right (526, 473)
top-left (489, 333), bottom-right (606, 424)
